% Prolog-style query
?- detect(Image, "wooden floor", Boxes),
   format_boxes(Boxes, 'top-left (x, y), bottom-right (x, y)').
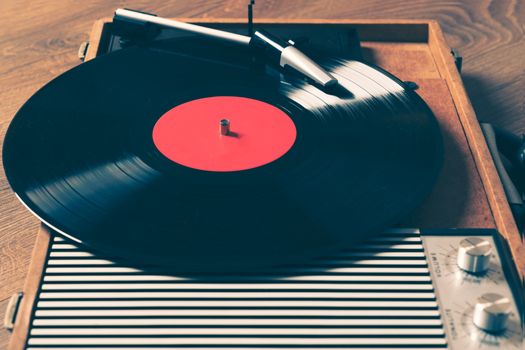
top-left (0, 0), bottom-right (522, 347)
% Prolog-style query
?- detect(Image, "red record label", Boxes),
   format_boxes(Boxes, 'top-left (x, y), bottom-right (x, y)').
top-left (152, 96), bottom-right (297, 172)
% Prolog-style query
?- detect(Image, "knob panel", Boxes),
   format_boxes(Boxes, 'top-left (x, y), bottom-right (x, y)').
top-left (422, 232), bottom-right (521, 349)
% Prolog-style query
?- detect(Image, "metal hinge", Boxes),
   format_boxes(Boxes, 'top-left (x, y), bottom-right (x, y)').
top-left (450, 48), bottom-right (462, 73)
top-left (78, 41), bottom-right (90, 61)
top-left (3, 292), bottom-right (23, 331)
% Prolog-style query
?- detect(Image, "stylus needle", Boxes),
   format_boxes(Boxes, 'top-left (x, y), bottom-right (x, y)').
top-left (114, 8), bottom-right (338, 87)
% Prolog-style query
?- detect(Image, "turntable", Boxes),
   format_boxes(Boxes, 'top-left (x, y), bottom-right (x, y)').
top-left (3, 8), bottom-right (523, 350)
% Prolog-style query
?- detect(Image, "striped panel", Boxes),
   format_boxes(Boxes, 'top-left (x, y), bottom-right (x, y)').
top-left (27, 231), bottom-right (447, 349)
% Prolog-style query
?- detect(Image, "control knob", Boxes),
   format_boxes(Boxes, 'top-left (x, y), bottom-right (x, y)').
top-left (456, 237), bottom-right (491, 274)
top-left (473, 293), bottom-right (511, 333)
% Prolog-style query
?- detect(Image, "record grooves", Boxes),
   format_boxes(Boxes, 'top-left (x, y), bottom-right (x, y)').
top-left (3, 37), bottom-right (442, 273)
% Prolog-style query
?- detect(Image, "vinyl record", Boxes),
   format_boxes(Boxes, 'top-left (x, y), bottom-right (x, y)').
top-left (3, 37), bottom-right (442, 273)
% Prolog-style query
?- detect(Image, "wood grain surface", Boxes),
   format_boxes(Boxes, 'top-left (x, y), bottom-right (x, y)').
top-left (0, 0), bottom-right (523, 348)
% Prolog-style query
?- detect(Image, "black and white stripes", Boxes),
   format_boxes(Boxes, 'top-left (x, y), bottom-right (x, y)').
top-left (27, 230), bottom-right (447, 349)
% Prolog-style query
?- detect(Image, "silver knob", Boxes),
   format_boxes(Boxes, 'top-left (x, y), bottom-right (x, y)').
top-left (456, 237), bottom-right (491, 274)
top-left (473, 293), bottom-right (511, 333)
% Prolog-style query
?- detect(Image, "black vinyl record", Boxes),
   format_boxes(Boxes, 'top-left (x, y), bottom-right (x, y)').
top-left (3, 37), bottom-right (442, 273)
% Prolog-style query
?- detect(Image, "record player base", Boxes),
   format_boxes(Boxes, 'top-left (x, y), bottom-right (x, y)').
top-left (6, 18), bottom-right (524, 350)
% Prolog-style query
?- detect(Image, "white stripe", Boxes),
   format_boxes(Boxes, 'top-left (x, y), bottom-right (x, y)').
top-left (28, 337), bottom-right (447, 345)
top-left (347, 244), bottom-right (423, 250)
top-left (30, 327), bottom-right (444, 336)
top-left (44, 266), bottom-right (429, 274)
top-left (50, 233), bottom-right (417, 241)
top-left (48, 252), bottom-right (425, 265)
top-left (337, 259), bottom-right (427, 265)
top-left (369, 236), bottom-right (421, 242)
top-left (52, 233), bottom-right (420, 244)
top-left (39, 291), bottom-right (436, 299)
top-left (48, 259), bottom-right (115, 265)
top-left (27, 348), bottom-right (443, 350)
top-left (46, 267), bottom-right (142, 274)
top-left (37, 300), bottom-right (438, 308)
top-left (241, 275), bottom-right (429, 282)
top-left (48, 259), bottom-right (427, 272)
top-left (51, 244), bottom-right (423, 252)
top-left (43, 275), bottom-right (431, 282)
top-left (50, 251), bottom-right (94, 257)
top-left (41, 283), bottom-right (434, 290)
top-left (35, 309), bottom-right (440, 317)
top-left (33, 318), bottom-right (443, 326)
top-left (52, 244), bottom-right (79, 250)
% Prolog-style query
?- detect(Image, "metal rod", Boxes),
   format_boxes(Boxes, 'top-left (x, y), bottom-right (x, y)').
top-left (220, 119), bottom-right (231, 136)
top-left (115, 8), bottom-right (251, 46)
top-left (248, 1), bottom-right (255, 36)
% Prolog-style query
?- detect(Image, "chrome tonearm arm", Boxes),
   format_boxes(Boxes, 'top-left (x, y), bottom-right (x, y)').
top-left (114, 8), bottom-right (338, 87)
